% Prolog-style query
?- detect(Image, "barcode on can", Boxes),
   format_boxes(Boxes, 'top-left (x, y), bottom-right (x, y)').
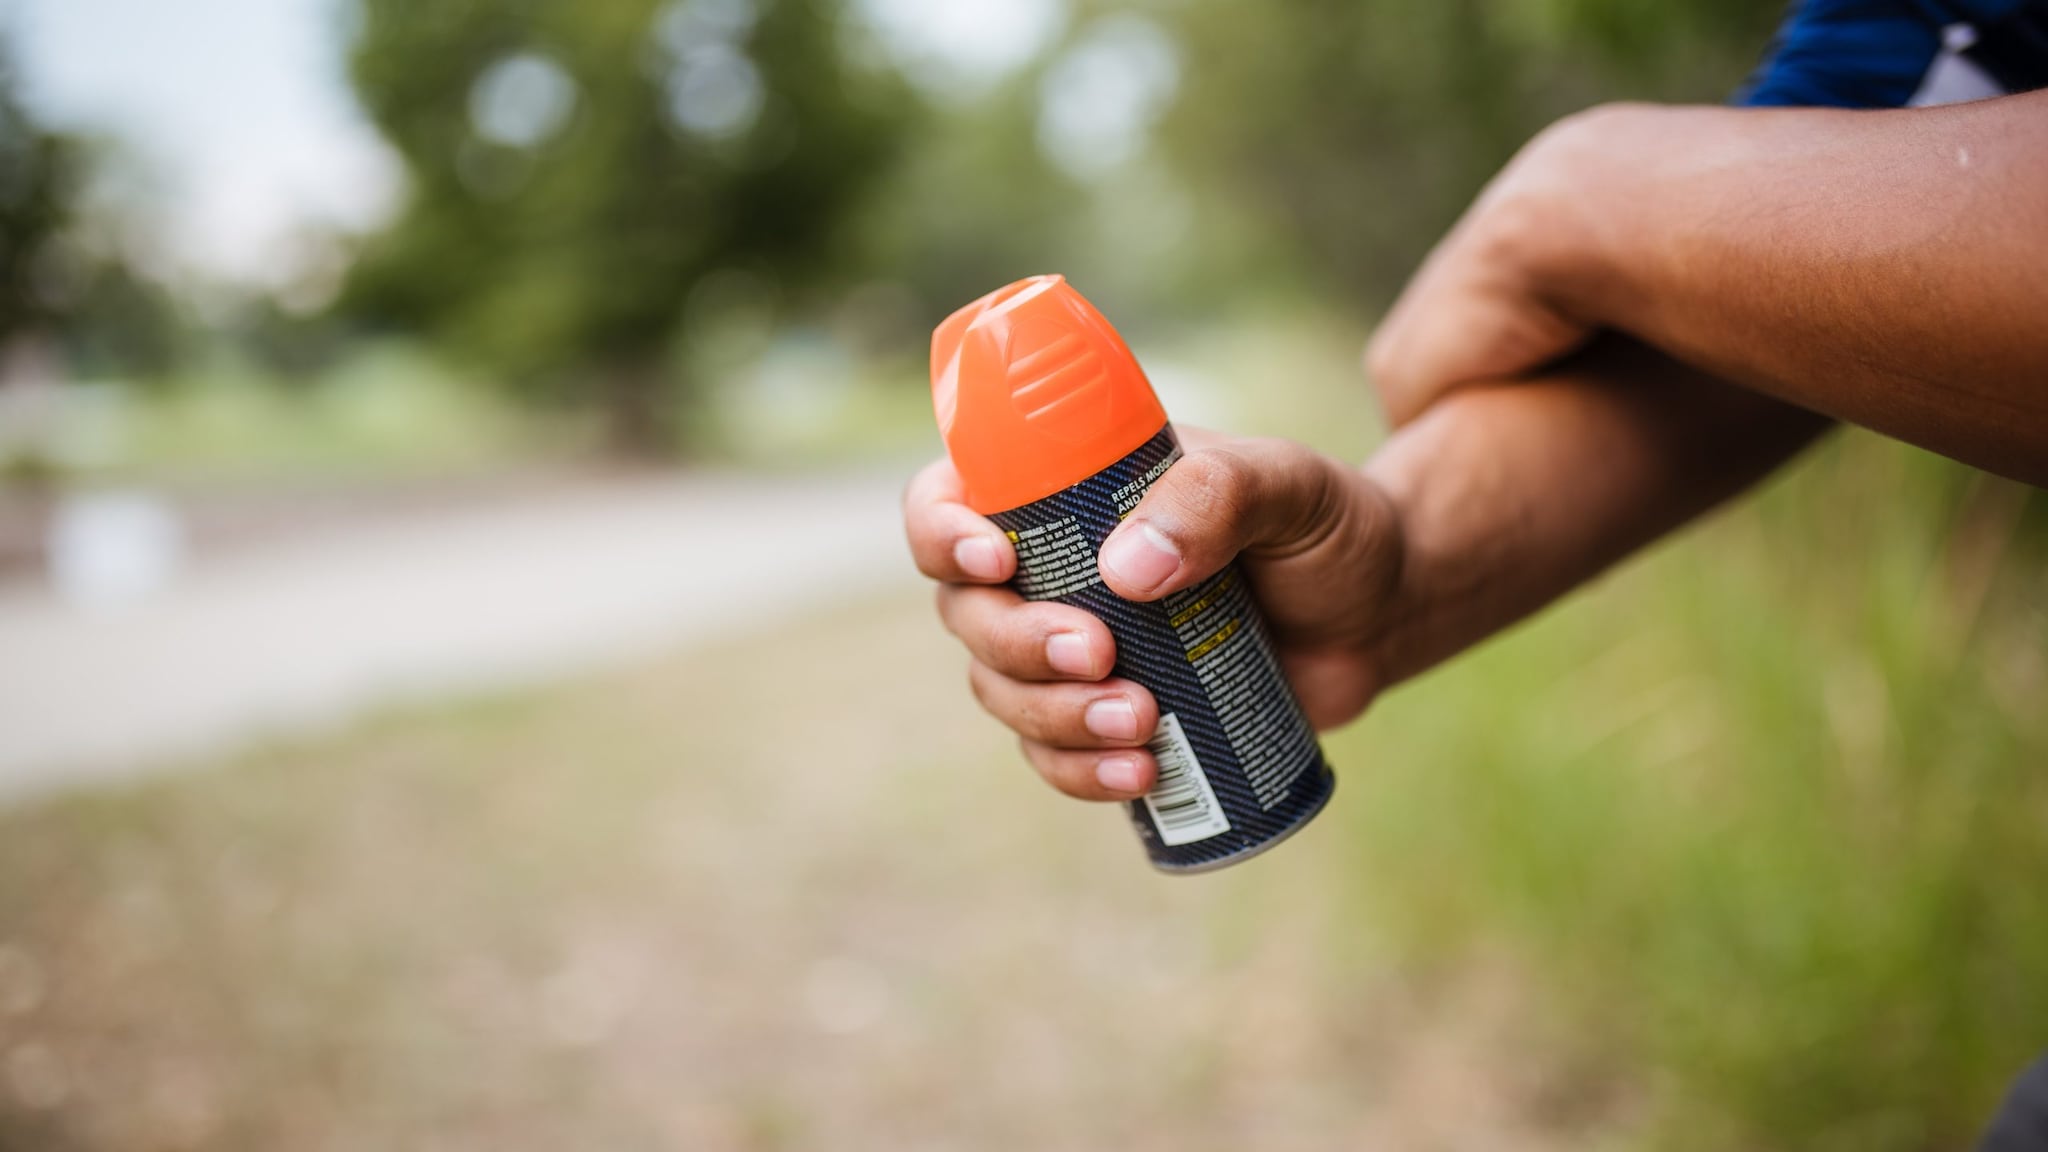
top-left (1143, 713), bottom-right (1232, 846)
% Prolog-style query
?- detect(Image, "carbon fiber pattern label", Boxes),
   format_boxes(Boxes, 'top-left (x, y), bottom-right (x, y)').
top-left (988, 426), bottom-right (1336, 872)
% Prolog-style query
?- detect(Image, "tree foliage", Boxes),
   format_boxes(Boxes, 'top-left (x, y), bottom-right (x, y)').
top-left (1151, 0), bottom-right (1786, 310)
top-left (340, 0), bottom-right (908, 452)
top-left (0, 49), bottom-right (81, 351)
top-left (0, 47), bottom-right (183, 381)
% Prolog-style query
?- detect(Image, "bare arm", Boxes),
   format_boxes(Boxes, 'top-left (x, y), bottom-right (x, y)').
top-left (1370, 91), bottom-right (2048, 485)
top-left (1359, 338), bottom-right (1828, 687)
top-left (1567, 94), bottom-right (2048, 482)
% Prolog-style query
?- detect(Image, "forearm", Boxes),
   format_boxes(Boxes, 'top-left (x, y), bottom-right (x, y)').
top-left (1552, 93), bottom-right (2048, 484)
top-left (1360, 339), bottom-right (1828, 688)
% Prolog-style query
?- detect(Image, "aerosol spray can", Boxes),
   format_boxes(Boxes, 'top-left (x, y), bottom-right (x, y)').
top-left (930, 274), bottom-right (1336, 872)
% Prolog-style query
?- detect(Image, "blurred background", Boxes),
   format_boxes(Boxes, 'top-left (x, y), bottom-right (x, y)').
top-left (0, 0), bottom-right (2044, 1148)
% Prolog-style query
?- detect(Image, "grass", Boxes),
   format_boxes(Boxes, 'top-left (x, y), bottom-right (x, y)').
top-left (29, 336), bottom-right (940, 490)
top-left (1329, 432), bottom-right (2048, 1151)
top-left (104, 343), bottom-right (564, 487)
top-left (1145, 309), bottom-right (2048, 1148)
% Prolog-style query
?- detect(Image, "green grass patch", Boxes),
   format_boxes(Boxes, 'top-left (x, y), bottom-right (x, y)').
top-left (116, 343), bottom-right (566, 484)
top-left (1331, 432), bottom-right (2048, 1151)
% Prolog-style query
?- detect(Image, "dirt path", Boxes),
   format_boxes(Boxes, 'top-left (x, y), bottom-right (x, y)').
top-left (0, 470), bottom-right (914, 800)
top-left (0, 587), bottom-right (1574, 1152)
top-left (0, 467), bottom-right (1594, 1151)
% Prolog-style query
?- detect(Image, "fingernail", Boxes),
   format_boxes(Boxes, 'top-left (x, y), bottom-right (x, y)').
top-left (1099, 523), bottom-right (1179, 595)
top-left (1084, 696), bottom-right (1139, 741)
top-left (953, 535), bottom-right (1002, 580)
top-left (1046, 632), bottom-right (1094, 677)
top-left (1095, 754), bottom-right (1146, 795)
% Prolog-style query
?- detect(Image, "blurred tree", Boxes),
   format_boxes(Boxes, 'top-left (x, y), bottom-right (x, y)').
top-left (57, 260), bottom-right (188, 380)
top-left (0, 47), bottom-right (82, 357)
top-left (340, 0), bottom-right (908, 455)
top-left (1150, 0), bottom-right (1785, 312)
top-left (847, 77), bottom-right (1090, 345)
top-left (231, 298), bottom-right (352, 382)
top-left (0, 45), bottom-right (183, 384)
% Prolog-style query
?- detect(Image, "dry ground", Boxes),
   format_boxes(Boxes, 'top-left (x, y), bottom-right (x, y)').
top-left (0, 589), bottom-right (1591, 1152)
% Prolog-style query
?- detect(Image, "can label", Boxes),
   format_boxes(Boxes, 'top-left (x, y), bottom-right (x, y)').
top-left (988, 425), bottom-right (1336, 872)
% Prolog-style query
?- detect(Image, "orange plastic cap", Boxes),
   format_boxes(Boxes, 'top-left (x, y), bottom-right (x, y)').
top-left (931, 274), bottom-right (1168, 515)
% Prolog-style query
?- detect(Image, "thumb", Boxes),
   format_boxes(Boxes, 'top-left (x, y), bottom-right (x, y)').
top-left (1097, 438), bottom-right (1356, 603)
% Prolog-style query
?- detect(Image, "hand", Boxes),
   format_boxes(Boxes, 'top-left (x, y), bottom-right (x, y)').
top-left (905, 430), bottom-right (1404, 803)
top-left (1365, 103), bottom-right (1673, 427)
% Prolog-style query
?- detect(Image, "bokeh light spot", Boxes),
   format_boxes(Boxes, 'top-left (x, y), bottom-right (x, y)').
top-left (469, 51), bottom-right (578, 149)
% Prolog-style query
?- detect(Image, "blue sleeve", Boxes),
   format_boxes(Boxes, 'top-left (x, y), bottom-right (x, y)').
top-left (1736, 0), bottom-right (2039, 107)
top-left (1734, 0), bottom-right (1951, 107)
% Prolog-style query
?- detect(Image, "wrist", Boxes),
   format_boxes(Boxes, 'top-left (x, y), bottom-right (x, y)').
top-left (1511, 103), bottom-right (1661, 334)
top-left (1508, 102), bottom-right (1739, 340)
top-left (1351, 437), bottom-right (1490, 694)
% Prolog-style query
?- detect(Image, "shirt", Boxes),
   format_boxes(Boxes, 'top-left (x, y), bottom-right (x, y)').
top-left (1736, 0), bottom-right (2048, 108)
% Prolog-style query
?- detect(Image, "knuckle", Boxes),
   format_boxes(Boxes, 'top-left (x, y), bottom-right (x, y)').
top-left (1361, 322), bottom-right (1383, 362)
top-left (1040, 749), bottom-right (1092, 797)
top-left (1011, 689), bottom-right (1053, 738)
top-left (1521, 113), bottom-right (1580, 159)
top-left (991, 607), bottom-right (1042, 668)
top-left (967, 593), bottom-right (1040, 668)
top-left (1175, 449), bottom-right (1258, 526)
top-left (1472, 188), bottom-right (1546, 268)
top-left (933, 583), bottom-right (967, 636)
top-left (901, 459), bottom-right (943, 515)
top-left (1551, 100), bottom-right (1637, 140)
top-left (1019, 740), bottom-right (1078, 794)
top-left (1363, 328), bottom-right (1401, 388)
top-left (910, 534), bottom-right (952, 581)
top-left (1518, 105), bottom-right (1610, 172)
top-left (1018, 737), bottom-right (1053, 777)
top-left (965, 661), bottom-right (996, 710)
top-left (1250, 436), bottom-right (1316, 474)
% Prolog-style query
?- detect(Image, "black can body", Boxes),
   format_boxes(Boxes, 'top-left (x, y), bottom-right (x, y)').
top-left (986, 426), bottom-right (1336, 872)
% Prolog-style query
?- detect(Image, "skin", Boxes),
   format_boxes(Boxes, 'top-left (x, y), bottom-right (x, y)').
top-left (905, 91), bottom-right (2048, 801)
top-left (1370, 91), bottom-right (2048, 483)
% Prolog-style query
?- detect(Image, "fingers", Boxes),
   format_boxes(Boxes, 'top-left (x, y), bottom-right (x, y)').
top-left (903, 457), bottom-right (1015, 583)
top-left (1020, 739), bottom-right (1159, 802)
top-left (1097, 438), bottom-right (1348, 602)
top-left (967, 660), bottom-right (1158, 750)
top-left (933, 540), bottom-right (1141, 804)
top-left (913, 454), bottom-right (1159, 802)
top-left (936, 583), bottom-right (1115, 682)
